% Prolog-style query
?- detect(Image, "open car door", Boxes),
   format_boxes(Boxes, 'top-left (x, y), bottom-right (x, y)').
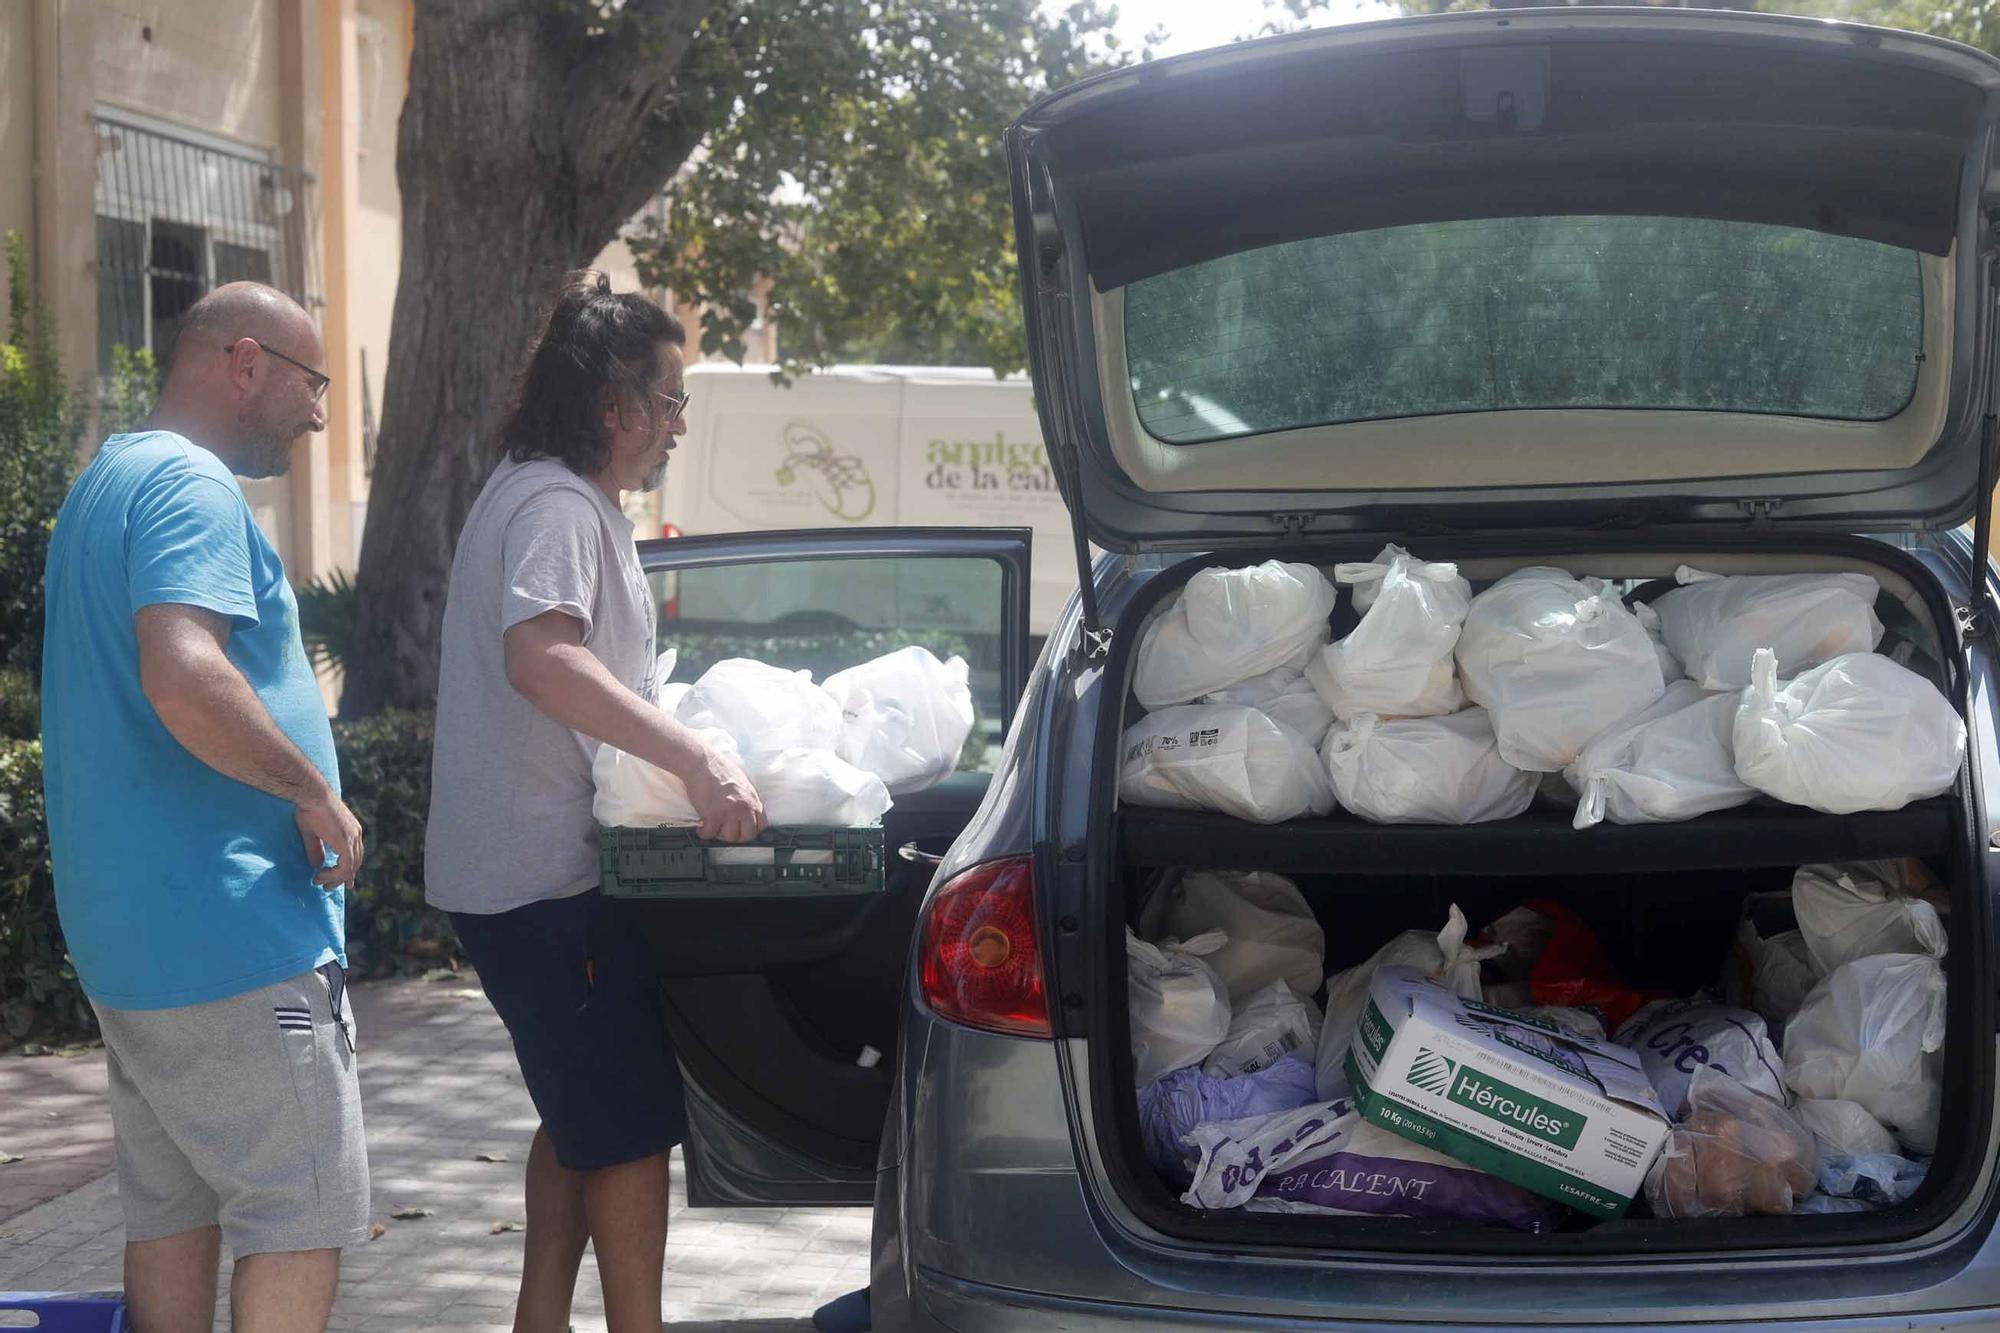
top-left (617, 527), bottom-right (1032, 1206)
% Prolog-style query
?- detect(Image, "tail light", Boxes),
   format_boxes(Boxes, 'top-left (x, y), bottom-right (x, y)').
top-left (919, 855), bottom-right (1050, 1038)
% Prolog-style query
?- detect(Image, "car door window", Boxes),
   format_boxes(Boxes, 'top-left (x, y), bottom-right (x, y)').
top-left (650, 554), bottom-right (1013, 771)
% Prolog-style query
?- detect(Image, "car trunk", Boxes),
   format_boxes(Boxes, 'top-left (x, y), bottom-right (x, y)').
top-left (1082, 533), bottom-right (1991, 1258)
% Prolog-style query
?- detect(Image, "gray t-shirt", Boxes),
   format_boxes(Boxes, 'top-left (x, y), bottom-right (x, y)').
top-left (425, 457), bottom-right (660, 915)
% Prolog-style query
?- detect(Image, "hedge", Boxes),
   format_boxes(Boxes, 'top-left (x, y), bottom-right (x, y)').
top-left (0, 711), bottom-right (452, 1045)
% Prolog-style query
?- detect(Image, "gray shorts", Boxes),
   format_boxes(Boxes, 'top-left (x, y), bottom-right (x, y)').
top-left (91, 962), bottom-right (370, 1256)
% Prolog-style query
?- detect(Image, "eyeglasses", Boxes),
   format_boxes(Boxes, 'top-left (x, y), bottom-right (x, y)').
top-left (227, 338), bottom-right (330, 403)
top-left (654, 389), bottom-right (691, 423)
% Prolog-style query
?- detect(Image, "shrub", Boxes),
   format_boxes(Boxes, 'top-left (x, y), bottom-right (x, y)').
top-left (0, 231), bottom-right (85, 679)
top-left (0, 666), bottom-right (38, 741)
top-left (0, 740), bottom-right (92, 1042)
top-left (330, 709), bottom-right (458, 976)
top-left (298, 569), bottom-right (358, 674)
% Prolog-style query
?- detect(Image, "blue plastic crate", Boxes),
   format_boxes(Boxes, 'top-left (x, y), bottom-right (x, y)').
top-left (0, 1293), bottom-right (127, 1333)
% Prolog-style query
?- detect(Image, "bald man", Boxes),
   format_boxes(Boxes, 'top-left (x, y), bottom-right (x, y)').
top-left (41, 283), bottom-right (368, 1333)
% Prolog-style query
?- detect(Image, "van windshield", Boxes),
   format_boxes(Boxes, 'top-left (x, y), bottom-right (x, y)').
top-left (1124, 216), bottom-right (1924, 444)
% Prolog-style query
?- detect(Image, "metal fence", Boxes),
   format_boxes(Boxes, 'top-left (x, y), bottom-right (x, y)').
top-left (91, 112), bottom-right (324, 375)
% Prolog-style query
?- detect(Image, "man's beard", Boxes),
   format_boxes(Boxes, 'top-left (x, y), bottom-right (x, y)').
top-left (641, 458), bottom-right (669, 492)
top-left (236, 409), bottom-right (299, 478)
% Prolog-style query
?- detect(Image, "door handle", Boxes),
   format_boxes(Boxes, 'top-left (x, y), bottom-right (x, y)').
top-left (898, 841), bottom-right (945, 865)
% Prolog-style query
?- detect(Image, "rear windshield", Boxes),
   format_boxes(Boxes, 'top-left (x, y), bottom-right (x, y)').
top-left (1124, 216), bottom-right (1924, 444)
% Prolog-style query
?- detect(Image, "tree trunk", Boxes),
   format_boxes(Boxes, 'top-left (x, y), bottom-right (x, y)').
top-left (341, 0), bottom-right (710, 716)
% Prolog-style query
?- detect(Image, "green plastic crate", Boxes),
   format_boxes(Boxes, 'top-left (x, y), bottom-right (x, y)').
top-left (598, 823), bottom-right (885, 899)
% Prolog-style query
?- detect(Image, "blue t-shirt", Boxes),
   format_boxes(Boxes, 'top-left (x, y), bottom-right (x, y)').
top-left (41, 431), bottom-right (345, 1010)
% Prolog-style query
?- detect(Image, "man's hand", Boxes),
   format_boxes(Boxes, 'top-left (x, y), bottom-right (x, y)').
top-left (296, 790), bottom-right (365, 891)
top-left (505, 611), bottom-right (771, 843)
top-left (687, 749), bottom-right (767, 843)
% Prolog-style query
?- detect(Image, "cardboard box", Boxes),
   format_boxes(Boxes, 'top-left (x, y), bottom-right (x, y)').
top-left (1344, 965), bottom-right (1671, 1219)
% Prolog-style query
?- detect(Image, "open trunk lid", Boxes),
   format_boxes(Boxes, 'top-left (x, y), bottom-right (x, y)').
top-left (1006, 10), bottom-right (2000, 579)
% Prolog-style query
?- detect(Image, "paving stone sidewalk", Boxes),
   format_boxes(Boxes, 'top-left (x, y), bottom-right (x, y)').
top-left (0, 975), bottom-right (871, 1330)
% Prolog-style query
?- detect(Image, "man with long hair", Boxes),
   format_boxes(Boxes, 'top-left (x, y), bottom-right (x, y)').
top-left (426, 272), bottom-right (763, 1333)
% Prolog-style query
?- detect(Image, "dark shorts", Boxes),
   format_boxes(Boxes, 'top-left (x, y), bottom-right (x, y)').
top-left (451, 888), bottom-right (687, 1172)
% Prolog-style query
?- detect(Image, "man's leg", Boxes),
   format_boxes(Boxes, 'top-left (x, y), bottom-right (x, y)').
top-left (584, 1151), bottom-right (671, 1333)
top-left (515, 1125), bottom-right (591, 1333)
top-left (124, 1224), bottom-right (221, 1333)
top-left (229, 1248), bottom-right (340, 1333)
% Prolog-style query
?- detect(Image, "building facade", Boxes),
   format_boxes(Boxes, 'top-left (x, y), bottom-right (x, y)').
top-left (0, 0), bottom-right (761, 583)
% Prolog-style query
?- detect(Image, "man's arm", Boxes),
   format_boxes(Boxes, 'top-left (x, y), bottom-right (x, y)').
top-left (504, 609), bottom-right (765, 842)
top-left (135, 603), bottom-right (364, 890)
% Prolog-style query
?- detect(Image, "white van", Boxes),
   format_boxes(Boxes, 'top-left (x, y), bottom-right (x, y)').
top-left (633, 363), bottom-right (1079, 637)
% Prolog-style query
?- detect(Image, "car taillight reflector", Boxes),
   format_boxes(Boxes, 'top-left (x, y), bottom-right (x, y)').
top-left (918, 855), bottom-right (1050, 1038)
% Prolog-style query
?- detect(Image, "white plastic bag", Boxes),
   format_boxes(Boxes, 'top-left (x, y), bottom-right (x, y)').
top-left (1146, 871), bottom-right (1325, 1000)
top-left (590, 724), bottom-right (739, 827)
top-left (1180, 1100), bottom-right (1355, 1210)
top-left (747, 748), bottom-right (892, 826)
top-left (1633, 601), bottom-right (1685, 684)
top-left (822, 646), bottom-right (975, 795)
top-left (1733, 649), bottom-right (1966, 814)
top-left (1564, 681), bottom-right (1756, 829)
top-left (1730, 920), bottom-right (1821, 1033)
top-left (1320, 709), bottom-right (1535, 826)
top-left (1118, 704), bottom-right (1336, 824)
top-left (1133, 562), bottom-right (1338, 708)
top-left (677, 658), bottom-right (843, 758)
top-left (1792, 861), bottom-right (1947, 976)
top-left (1202, 982), bottom-right (1323, 1078)
top-left (1203, 671), bottom-right (1336, 748)
top-left (1794, 1099), bottom-right (1900, 1160)
top-left (1652, 567), bottom-right (1884, 691)
top-left (1783, 952), bottom-right (1947, 1154)
top-left (1314, 904), bottom-right (1503, 1100)
top-left (1304, 544), bottom-right (1469, 721)
top-left (1615, 998), bottom-right (1786, 1117)
top-left (1127, 929), bottom-right (1233, 1085)
top-left (1454, 567), bottom-right (1666, 772)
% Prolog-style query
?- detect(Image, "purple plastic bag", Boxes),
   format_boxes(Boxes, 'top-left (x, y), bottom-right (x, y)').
top-left (1137, 1055), bottom-right (1318, 1184)
top-left (1253, 1125), bottom-right (1568, 1233)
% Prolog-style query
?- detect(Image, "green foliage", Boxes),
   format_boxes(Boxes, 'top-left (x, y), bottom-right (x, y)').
top-left (0, 231), bottom-right (86, 680)
top-left (633, 0), bottom-right (1134, 377)
top-left (667, 626), bottom-right (974, 686)
top-left (329, 710), bottom-right (459, 977)
top-left (0, 740), bottom-right (92, 1044)
top-left (99, 343), bottom-right (159, 436)
top-left (0, 715), bottom-right (456, 1043)
top-left (0, 667), bottom-right (38, 741)
top-left (298, 569), bottom-right (359, 674)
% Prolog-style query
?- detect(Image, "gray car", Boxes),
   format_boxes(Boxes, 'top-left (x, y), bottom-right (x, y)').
top-left (625, 9), bottom-right (2000, 1329)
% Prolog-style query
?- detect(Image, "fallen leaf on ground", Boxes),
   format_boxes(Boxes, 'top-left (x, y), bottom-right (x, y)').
top-left (54, 1044), bottom-right (93, 1058)
top-left (420, 968), bottom-right (456, 983)
top-left (474, 1151), bottom-right (509, 1163)
top-left (367, 1222), bottom-right (388, 1242)
top-left (390, 1205), bottom-right (435, 1220)
top-left (0, 1151), bottom-right (23, 1165)
top-left (448, 989), bottom-right (485, 1000)
top-left (490, 1220), bottom-right (523, 1235)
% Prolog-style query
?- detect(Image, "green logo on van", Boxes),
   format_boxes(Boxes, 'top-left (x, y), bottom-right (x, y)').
top-left (775, 421), bottom-right (876, 522)
top-left (1446, 1067), bottom-right (1584, 1149)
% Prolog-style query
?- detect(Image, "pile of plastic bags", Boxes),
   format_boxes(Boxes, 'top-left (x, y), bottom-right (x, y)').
top-left (592, 644), bottom-right (976, 829)
top-left (1119, 555), bottom-right (1965, 827)
top-left (1130, 861), bottom-right (1949, 1229)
